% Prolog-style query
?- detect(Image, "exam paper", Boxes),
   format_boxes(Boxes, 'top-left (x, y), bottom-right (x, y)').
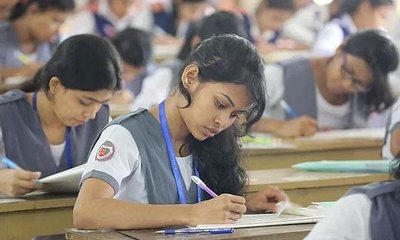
top-left (37, 164), bottom-right (86, 192)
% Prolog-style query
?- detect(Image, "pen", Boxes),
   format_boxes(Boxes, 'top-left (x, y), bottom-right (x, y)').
top-left (2, 157), bottom-right (22, 170)
top-left (156, 227), bottom-right (234, 235)
top-left (280, 100), bottom-right (299, 118)
top-left (15, 51), bottom-right (32, 65)
top-left (191, 175), bottom-right (218, 198)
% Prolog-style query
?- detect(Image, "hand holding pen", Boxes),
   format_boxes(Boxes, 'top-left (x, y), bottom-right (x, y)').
top-left (189, 175), bottom-right (247, 226)
top-left (0, 157), bottom-right (41, 197)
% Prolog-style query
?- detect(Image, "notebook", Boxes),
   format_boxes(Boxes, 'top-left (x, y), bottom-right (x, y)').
top-left (37, 164), bottom-right (86, 192)
top-left (194, 213), bottom-right (323, 229)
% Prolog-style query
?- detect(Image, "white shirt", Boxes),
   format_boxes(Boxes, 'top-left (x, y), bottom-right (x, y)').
top-left (131, 67), bottom-right (173, 111)
top-left (316, 88), bottom-right (351, 129)
top-left (264, 63), bottom-right (351, 129)
top-left (305, 193), bottom-right (372, 240)
top-left (281, 3), bottom-right (330, 45)
top-left (312, 14), bottom-right (357, 57)
top-left (50, 142), bottom-right (65, 167)
top-left (82, 124), bottom-right (193, 203)
top-left (382, 97), bottom-right (400, 159)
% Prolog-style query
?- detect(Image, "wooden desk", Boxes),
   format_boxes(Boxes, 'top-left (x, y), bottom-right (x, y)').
top-left (246, 168), bottom-right (389, 205)
top-left (66, 224), bottom-right (314, 240)
top-left (0, 193), bottom-right (76, 240)
top-left (243, 138), bottom-right (383, 170)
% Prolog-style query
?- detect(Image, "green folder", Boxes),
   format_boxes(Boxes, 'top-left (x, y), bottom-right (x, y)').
top-left (292, 160), bottom-right (391, 173)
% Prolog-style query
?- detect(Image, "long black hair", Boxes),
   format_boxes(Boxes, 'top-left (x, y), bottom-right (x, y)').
top-left (342, 30), bottom-right (398, 112)
top-left (32, 34), bottom-right (122, 95)
top-left (178, 34), bottom-right (266, 198)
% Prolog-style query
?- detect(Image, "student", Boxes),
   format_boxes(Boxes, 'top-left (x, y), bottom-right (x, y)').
top-left (0, 34), bottom-right (122, 197)
top-left (0, 0), bottom-right (75, 81)
top-left (109, 27), bottom-right (154, 104)
top-left (131, 10), bottom-right (247, 110)
top-left (312, 0), bottom-right (394, 57)
top-left (61, 0), bottom-right (153, 40)
top-left (382, 97), bottom-right (400, 159)
top-left (73, 34), bottom-right (288, 229)
top-left (305, 157), bottom-right (400, 240)
top-left (251, 0), bottom-right (297, 54)
top-left (259, 30), bottom-right (398, 133)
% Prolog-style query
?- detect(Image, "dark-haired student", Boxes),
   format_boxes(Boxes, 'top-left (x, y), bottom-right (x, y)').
top-left (0, 34), bottom-right (122, 197)
top-left (305, 157), bottom-right (400, 240)
top-left (256, 30), bottom-right (399, 136)
top-left (73, 34), bottom-right (288, 229)
top-left (312, 0), bottom-right (394, 56)
top-left (109, 27), bottom-right (154, 105)
top-left (0, 0), bottom-right (75, 81)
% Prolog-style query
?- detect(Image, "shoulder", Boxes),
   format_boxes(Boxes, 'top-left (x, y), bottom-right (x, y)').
top-left (0, 90), bottom-right (26, 105)
top-left (0, 23), bottom-right (15, 45)
top-left (305, 193), bottom-right (371, 240)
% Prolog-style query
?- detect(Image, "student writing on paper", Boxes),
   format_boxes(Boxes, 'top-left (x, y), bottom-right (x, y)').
top-left (258, 30), bottom-right (398, 133)
top-left (382, 97), bottom-right (400, 159)
top-left (312, 0), bottom-right (394, 57)
top-left (0, 34), bottom-right (122, 197)
top-left (305, 157), bottom-right (400, 240)
top-left (0, 0), bottom-right (75, 83)
top-left (74, 34), bottom-right (288, 230)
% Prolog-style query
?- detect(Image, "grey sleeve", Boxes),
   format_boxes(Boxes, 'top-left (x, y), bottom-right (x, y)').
top-left (80, 170), bottom-right (120, 193)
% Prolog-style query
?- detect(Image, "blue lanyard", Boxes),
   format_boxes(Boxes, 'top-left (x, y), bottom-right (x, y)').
top-left (32, 92), bottom-right (73, 169)
top-left (159, 101), bottom-right (202, 204)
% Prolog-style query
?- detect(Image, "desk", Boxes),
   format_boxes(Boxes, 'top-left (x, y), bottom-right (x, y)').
top-left (247, 168), bottom-right (389, 205)
top-left (243, 138), bottom-right (383, 170)
top-left (0, 193), bottom-right (76, 240)
top-left (65, 224), bottom-right (314, 240)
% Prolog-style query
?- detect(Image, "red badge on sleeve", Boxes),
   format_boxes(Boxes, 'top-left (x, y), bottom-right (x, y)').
top-left (95, 140), bottom-right (115, 161)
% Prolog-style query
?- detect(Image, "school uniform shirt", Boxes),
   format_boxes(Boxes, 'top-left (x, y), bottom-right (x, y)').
top-left (382, 97), bottom-right (400, 159)
top-left (0, 90), bottom-right (110, 177)
top-left (131, 67), bottom-right (173, 111)
top-left (311, 14), bottom-right (357, 57)
top-left (60, 0), bottom-right (152, 40)
top-left (264, 58), bottom-right (364, 129)
top-left (305, 193), bottom-right (372, 240)
top-left (281, 3), bottom-right (330, 45)
top-left (307, 180), bottom-right (400, 240)
top-left (81, 110), bottom-right (195, 203)
top-left (0, 22), bottom-right (53, 69)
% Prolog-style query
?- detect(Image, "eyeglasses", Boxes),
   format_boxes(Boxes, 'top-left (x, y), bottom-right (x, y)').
top-left (341, 53), bottom-right (372, 92)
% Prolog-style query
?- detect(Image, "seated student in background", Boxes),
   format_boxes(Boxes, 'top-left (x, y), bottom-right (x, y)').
top-left (73, 34), bottom-right (288, 229)
top-left (251, 0), bottom-right (303, 55)
top-left (0, 34), bottom-right (122, 197)
top-left (61, 0), bottom-right (153, 40)
top-left (382, 97), bottom-right (400, 159)
top-left (312, 0), bottom-right (394, 57)
top-left (109, 27), bottom-right (154, 105)
top-left (256, 30), bottom-right (399, 136)
top-left (131, 10), bottom-right (247, 110)
top-left (305, 157), bottom-right (400, 240)
top-left (0, 0), bottom-right (75, 83)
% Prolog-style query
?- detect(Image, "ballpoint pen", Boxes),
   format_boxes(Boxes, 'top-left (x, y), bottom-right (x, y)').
top-left (280, 100), bottom-right (299, 118)
top-left (2, 157), bottom-right (22, 170)
top-left (191, 175), bottom-right (218, 198)
top-left (156, 227), bottom-right (234, 235)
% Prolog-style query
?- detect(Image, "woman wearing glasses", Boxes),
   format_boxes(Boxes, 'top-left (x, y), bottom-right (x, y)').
top-left (255, 30), bottom-right (398, 136)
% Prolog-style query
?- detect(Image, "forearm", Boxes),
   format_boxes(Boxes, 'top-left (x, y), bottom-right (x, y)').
top-left (73, 198), bottom-right (194, 229)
